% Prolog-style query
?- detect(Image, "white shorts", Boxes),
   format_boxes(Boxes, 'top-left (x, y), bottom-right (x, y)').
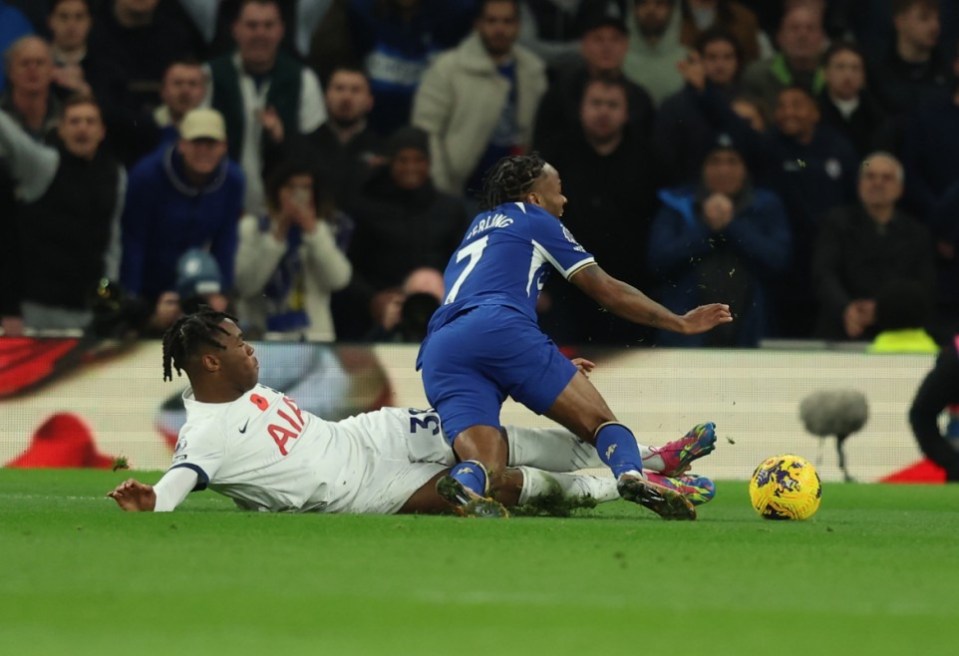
top-left (319, 408), bottom-right (451, 515)
top-left (314, 408), bottom-right (603, 514)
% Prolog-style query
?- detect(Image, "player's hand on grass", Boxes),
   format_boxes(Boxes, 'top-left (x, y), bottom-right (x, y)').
top-left (680, 303), bottom-right (733, 334)
top-left (107, 479), bottom-right (157, 512)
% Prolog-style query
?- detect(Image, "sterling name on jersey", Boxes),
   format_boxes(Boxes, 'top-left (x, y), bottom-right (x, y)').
top-left (170, 384), bottom-right (451, 513)
top-left (428, 202), bottom-right (595, 329)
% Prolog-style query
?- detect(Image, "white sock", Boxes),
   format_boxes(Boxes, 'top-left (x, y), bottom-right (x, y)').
top-left (641, 449), bottom-right (665, 473)
top-left (505, 424), bottom-right (666, 473)
top-left (517, 466), bottom-right (620, 504)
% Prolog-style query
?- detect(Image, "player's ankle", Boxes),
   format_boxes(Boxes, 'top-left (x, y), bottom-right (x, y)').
top-left (450, 460), bottom-right (489, 497)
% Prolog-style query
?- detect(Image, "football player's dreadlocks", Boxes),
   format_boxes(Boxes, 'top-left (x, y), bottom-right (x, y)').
top-left (161, 308), bottom-right (238, 382)
top-left (479, 153), bottom-right (547, 210)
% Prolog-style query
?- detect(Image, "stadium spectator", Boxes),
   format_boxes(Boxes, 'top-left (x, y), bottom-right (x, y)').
top-left (932, 180), bottom-right (959, 329)
top-left (647, 137), bottom-right (791, 346)
top-left (678, 74), bottom-right (858, 338)
top-left (152, 59), bottom-right (208, 145)
top-left (204, 0), bottom-right (326, 217)
top-left (234, 160), bottom-right (352, 342)
top-left (417, 153), bottom-right (730, 517)
top-left (364, 266), bottom-right (445, 343)
top-left (0, 36), bottom-right (58, 337)
top-left (336, 126), bottom-right (467, 338)
top-left (760, 86), bottom-right (859, 337)
top-left (909, 335), bottom-right (959, 481)
top-left (289, 65), bottom-right (384, 206)
top-left (674, 60), bottom-right (858, 221)
top-left (622, 0), bottom-right (690, 105)
top-left (867, 279), bottom-right (938, 353)
top-left (0, 1), bottom-right (34, 94)
top-left (678, 0), bottom-right (764, 63)
top-left (818, 41), bottom-right (893, 159)
top-left (47, 0), bottom-right (94, 98)
top-left (412, 0), bottom-right (547, 200)
top-left (311, 0), bottom-right (476, 138)
top-left (765, 86), bottom-right (859, 225)
top-left (178, 0), bottom-right (333, 61)
top-left (518, 0), bottom-right (628, 69)
top-left (538, 75), bottom-right (660, 345)
top-left (532, 13), bottom-right (655, 151)
top-left (0, 36), bottom-right (59, 141)
top-left (654, 28), bottom-right (744, 185)
top-left (412, 0), bottom-right (547, 202)
top-left (120, 109), bottom-right (244, 333)
top-left (811, 152), bottom-right (935, 341)
top-left (899, 41), bottom-right (959, 220)
top-left (96, 56), bottom-right (208, 165)
top-left (869, 0), bottom-right (951, 119)
top-left (88, 0), bottom-right (197, 114)
top-left (107, 309), bottom-right (717, 513)
top-left (77, 0), bottom-right (203, 166)
top-left (741, 3), bottom-right (827, 110)
top-left (0, 95), bottom-right (124, 332)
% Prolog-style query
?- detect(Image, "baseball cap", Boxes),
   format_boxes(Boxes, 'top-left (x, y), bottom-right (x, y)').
top-left (176, 249), bottom-right (223, 298)
top-left (706, 132), bottom-right (741, 155)
top-left (179, 108), bottom-right (226, 141)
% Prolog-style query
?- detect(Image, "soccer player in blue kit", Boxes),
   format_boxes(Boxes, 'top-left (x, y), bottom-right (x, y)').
top-left (417, 155), bottom-right (733, 519)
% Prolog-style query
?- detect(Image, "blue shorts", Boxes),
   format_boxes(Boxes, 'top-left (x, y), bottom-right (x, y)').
top-left (418, 305), bottom-right (578, 443)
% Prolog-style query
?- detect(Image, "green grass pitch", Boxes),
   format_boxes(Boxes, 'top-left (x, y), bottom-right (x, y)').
top-left (1, 470), bottom-right (957, 656)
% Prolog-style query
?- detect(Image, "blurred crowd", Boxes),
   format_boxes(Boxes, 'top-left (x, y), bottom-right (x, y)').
top-left (0, 0), bottom-right (957, 348)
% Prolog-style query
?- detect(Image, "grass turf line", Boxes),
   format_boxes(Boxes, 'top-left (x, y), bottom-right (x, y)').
top-left (1, 469), bottom-right (957, 656)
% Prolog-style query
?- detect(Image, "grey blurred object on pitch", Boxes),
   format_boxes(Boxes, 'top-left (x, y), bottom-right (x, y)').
top-left (799, 390), bottom-right (869, 482)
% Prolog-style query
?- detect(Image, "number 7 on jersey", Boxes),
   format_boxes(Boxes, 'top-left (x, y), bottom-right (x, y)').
top-left (444, 236), bottom-right (489, 304)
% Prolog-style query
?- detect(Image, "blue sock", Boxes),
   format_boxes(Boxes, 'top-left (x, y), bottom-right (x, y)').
top-left (450, 460), bottom-right (488, 496)
top-left (595, 423), bottom-right (643, 478)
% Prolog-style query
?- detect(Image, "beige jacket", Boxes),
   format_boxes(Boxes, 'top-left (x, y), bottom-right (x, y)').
top-left (234, 215), bottom-right (351, 342)
top-left (412, 32), bottom-right (547, 195)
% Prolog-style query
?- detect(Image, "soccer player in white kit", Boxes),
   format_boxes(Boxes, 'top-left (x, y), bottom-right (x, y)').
top-left (108, 309), bottom-right (717, 515)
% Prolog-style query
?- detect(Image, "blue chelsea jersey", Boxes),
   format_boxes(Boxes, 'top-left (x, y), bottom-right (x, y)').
top-left (428, 202), bottom-right (595, 330)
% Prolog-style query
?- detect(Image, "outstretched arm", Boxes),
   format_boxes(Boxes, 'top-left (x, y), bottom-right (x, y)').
top-left (107, 467), bottom-right (198, 512)
top-left (0, 110), bottom-right (59, 202)
top-left (569, 264), bottom-right (732, 335)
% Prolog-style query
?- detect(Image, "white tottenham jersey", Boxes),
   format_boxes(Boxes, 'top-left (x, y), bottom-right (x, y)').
top-left (171, 384), bottom-right (452, 512)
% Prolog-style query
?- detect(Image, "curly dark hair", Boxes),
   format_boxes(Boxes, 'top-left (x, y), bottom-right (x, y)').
top-left (479, 154), bottom-right (547, 210)
top-left (161, 307), bottom-right (238, 382)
